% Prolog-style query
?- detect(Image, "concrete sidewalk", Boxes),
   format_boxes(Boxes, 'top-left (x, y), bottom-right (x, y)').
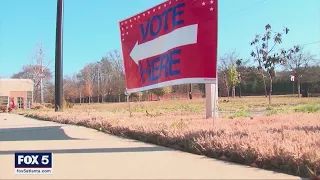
top-left (0, 113), bottom-right (302, 179)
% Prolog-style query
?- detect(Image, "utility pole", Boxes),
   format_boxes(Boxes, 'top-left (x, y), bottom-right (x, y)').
top-left (54, 0), bottom-right (63, 112)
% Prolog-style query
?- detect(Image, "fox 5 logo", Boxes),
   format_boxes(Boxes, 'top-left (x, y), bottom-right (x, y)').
top-left (15, 153), bottom-right (52, 168)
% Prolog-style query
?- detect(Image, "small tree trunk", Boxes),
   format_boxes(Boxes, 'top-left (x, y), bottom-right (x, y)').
top-left (225, 82), bottom-right (230, 99)
top-left (232, 86), bottom-right (235, 98)
top-left (297, 77), bottom-right (301, 98)
top-left (188, 84), bottom-right (193, 99)
top-left (268, 78), bottom-right (273, 105)
top-left (261, 75), bottom-right (268, 97)
top-left (40, 76), bottom-right (44, 104)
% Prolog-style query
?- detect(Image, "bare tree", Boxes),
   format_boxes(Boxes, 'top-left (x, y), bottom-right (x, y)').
top-left (284, 46), bottom-right (315, 97)
top-left (77, 64), bottom-right (95, 103)
top-left (69, 50), bottom-right (125, 103)
top-left (63, 74), bottom-right (79, 101)
top-left (12, 41), bottom-right (53, 104)
top-left (98, 57), bottom-right (114, 102)
top-left (106, 50), bottom-right (126, 102)
top-left (107, 50), bottom-right (124, 73)
top-left (30, 41), bottom-right (52, 104)
top-left (44, 82), bottom-right (54, 104)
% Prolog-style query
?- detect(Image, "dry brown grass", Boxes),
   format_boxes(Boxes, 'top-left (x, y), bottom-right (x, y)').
top-left (14, 95), bottom-right (320, 178)
top-left (63, 95), bottom-right (320, 117)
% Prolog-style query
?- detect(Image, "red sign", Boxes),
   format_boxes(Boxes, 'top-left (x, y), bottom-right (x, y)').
top-left (119, 0), bottom-right (218, 93)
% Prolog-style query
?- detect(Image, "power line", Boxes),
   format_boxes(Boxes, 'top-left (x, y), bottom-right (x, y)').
top-left (300, 41), bottom-right (320, 46)
top-left (272, 40), bottom-right (320, 52)
top-left (222, 0), bottom-right (268, 19)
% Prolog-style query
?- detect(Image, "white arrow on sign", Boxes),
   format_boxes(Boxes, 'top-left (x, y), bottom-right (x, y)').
top-left (130, 24), bottom-right (198, 64)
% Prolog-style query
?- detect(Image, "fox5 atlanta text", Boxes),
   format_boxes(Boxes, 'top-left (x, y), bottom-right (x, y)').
top-left (14, 152), bottom-right (52, 174)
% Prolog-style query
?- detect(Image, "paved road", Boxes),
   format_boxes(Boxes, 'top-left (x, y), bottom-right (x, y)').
top-left (0, 113), bottom-right (302, 179)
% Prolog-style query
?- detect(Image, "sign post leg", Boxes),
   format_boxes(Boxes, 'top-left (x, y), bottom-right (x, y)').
top-left (205, 83), bottom-right (218, 120)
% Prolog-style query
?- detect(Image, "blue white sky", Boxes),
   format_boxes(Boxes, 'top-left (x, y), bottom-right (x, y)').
top-left (0, 0), bottom-right (319, 78)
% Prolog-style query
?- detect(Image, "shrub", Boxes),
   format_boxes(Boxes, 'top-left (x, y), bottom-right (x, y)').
top-left (150, 86), bottom-right (172, 100)
top-left (295, 104), bottom-right (320, 113)
top-left (0, 106), bottom-right (7, 112)
top-left (63, 98), bottom-right (74, 109)
top-left (131, 92), bottom-right (142, 97)
top-left (31, 103), bottom-right (46, 110)
top-left (130, 92), bottom-right (143, 102)
top-left (229, 106), bottom-right (251, 118)
top-left (265, 106), bottom-right (289, 116)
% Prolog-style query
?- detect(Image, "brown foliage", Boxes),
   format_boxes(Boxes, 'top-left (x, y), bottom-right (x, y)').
top-left (64, 75), bottom-right (79, 99)
top-left (31, 103), bottom-right (47, 110)
top-left (83, 65), bottom-right (94, 97)
top-left (19, 108), bottom-right (320, 178)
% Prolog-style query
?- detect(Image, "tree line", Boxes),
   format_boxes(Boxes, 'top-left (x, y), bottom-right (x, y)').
top-left (11, 24), bottom-right (320, 105)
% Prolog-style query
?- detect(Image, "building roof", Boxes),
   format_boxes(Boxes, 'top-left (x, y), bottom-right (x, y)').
top-left (0, 78), bottom-right (34, 96)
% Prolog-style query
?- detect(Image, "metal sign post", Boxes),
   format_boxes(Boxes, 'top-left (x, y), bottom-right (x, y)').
top-left (54, 0), bottom-right (63, 112)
